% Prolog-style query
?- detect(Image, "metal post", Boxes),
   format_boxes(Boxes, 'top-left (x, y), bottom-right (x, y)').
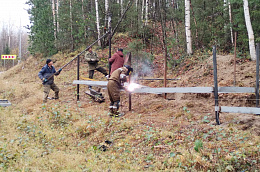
top-left (77, 55), bottom-right (80, 101)
top-left (256, 43), bottom-right (259, 108)
top-left (108, 12), bottom-right (112, 76)
top-left (127, 52), bottom-right (132, 111)
top-left (234, 32), bottom-right (237, 86)
top-left (213, 45), bottom-right (220, 125)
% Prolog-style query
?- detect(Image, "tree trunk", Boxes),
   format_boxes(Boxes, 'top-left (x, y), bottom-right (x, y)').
top-left (185, 0), bottom-right (192, 55)
top-left (95, 0), bottom-right (101, 46)
top-left (121, 0), bottom-right (124, 16)
top-left (243, 0), bottom-right (256, 60)
top-left (141, 0), bottom-right (144, 23)
top-left (104, 0), bottom-right (109, 47)
top-left (82, 0), bottom-right (87, 39)
top-left (105, 0), bottom-right (109, 28)
top-left (70, 0), bottom-right (74, 51)
top-left (56, 0), bottom-right (59, 33)
top-left (190, 0), bottom-right (198, 49)
top-left (52, 0), bottom-right (57, 40)
top-left (145, 0), bottom-right (149, 26)
top-left (228, 1), bottom-right (233, 45)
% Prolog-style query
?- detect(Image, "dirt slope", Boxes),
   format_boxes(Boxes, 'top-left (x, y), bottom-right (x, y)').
top-left (1, 53), bottom-right (259, 136)
top-left (0, 51), bottom-right (259, 171)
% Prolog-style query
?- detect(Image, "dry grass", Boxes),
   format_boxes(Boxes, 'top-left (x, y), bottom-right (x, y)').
top-left (0, 54), bottom-right (259, 171)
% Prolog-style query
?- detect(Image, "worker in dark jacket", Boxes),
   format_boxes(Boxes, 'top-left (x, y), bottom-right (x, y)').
top-left (109, 48), bottom-right (124, 75)
top-left (85, 46), bottom-right (109, 81)
top-left (107, 65), bottom-right (133, 117)
top-left (38, 59), bottom-right (62, 103)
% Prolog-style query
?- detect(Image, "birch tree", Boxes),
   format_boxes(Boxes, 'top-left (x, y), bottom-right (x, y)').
top-left (224, 0), bottom-right (233, 45)
top-left (243, 0), bottom-right (256, 60)
top-left (56, 0), bottom-right (59, 32)
top-left (95, 0), bottom-right (101, 46)
top-left (70, 0), bottom-right (74, 50)
top-left (145, 0), bottom-right (149, 26)
top-left (105, 0), bottom-right (109, 29)
top-left (121, 0), bottom-right (124, 16)
top-left (141, 0), bottom-right (144, 22)
top-left (52, 0), bottom-right (57, 40)
top-left (82, 0), bottom-right (87, 39)
top-left (228, 0), bottom-right (233, 45)
top-left (185, 0), bottom-right (192, 55)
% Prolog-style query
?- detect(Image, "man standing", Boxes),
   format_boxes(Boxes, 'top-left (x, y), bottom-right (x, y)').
top-left (107, 65), bottom-right (133, 117)
top-left (85, 46), bottom-right (109, 81)
top-left (109, 48), bottom-right (124, 75)
top-left (38, 59), bottom-right (62, 103)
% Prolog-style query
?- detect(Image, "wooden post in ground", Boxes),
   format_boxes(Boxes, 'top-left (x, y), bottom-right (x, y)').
top-left (213, 45), bottom-right (220, 125)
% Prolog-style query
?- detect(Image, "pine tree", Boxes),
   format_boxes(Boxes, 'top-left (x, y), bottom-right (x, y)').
top-left (27, 0), bottom-right (57, 56)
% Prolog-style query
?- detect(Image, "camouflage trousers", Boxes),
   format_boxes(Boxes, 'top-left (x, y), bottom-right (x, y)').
top-left (43, 83), bottom-right (59, 103)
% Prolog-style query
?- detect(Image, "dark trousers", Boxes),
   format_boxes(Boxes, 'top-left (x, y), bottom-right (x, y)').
top-left (43, 83), bottom-right (59, 103)
top-left (89, 67), bottom-right (108, 79)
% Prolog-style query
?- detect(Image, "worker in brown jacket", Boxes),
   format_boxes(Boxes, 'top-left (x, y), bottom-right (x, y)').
top-left (109, 48), bottom-right (124, 75)
top-left (85, 46), bottom-right (109, 80)
top-left (107, 65), bottom-right (133, 117)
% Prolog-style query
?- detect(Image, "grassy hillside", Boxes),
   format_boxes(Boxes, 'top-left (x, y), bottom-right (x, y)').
top-left (0, 49), bottom-right (259, 171)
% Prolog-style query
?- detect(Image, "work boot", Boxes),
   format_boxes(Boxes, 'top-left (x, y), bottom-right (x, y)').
top-left (108, 108), bottom-right (114, 116)
top-left (114, 110), bottom-right (122, 117)
top-left (55, 92), bottom-right (59, 99)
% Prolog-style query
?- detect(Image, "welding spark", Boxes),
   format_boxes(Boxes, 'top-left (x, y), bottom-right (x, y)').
top-left (127, 83), bottom-right (140, 92)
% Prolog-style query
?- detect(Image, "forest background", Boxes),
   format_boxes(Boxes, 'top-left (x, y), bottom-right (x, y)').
top-left (0, 0), bottom-right (260, 68)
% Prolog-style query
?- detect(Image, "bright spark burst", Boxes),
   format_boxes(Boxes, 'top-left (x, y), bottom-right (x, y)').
top-left (127, 83), bottom-right (140, 92)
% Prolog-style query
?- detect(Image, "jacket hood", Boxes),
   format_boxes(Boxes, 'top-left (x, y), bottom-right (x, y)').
top-left (117, 51), bottom-right (123, 57)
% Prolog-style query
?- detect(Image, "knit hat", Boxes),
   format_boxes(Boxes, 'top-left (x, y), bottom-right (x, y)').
top-left (118, 48), bottom-right (123, 52)
top-left (46, 59), bottom-right (52, 65)
top-left (124, 65), bottom-right (133, 76)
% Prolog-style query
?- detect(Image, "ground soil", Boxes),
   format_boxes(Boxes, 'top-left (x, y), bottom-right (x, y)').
top-left (71, 53), bottom-right (260, 136)
top-left (1, 52), bottom-right (259, 138)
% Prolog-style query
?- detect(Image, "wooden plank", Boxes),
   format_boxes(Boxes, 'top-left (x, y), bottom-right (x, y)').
top-left (131, 87), bottom-right (213, 94)
top-left (219, 106), bottom-right (260, 114)
top-left (0, 100), bottom-right (11, 107)
top-left (218, 87), bottom-right (255, 93)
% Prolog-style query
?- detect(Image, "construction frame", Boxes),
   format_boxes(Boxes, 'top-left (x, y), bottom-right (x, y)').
top-left (73, 43), bottom-right (260, 125)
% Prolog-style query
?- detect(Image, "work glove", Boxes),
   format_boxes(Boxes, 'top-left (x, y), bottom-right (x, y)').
top-left (58, 68), bottom-right (62, 72)
top-left (42, 78), bottom-right (48, 83)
